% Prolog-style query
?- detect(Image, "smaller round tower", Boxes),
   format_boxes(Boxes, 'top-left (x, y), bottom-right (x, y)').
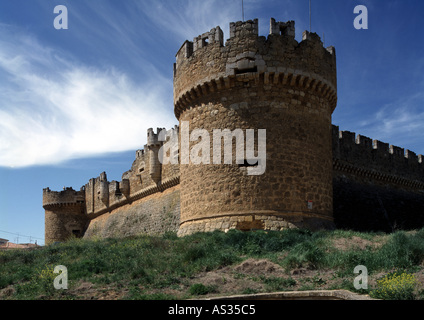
top-left (43, 187), bottom-right (87, 245)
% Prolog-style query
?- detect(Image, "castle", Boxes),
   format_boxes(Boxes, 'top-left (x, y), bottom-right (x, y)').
top-left (43, 18), bottom-right (424, 245)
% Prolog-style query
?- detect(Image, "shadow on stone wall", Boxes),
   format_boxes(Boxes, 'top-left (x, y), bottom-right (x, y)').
top-left (333, 177), bottom-right (424, 233)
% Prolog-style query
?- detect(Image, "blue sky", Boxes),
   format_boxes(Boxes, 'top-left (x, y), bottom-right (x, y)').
top-left (0, 0), bottom-right (423, 245)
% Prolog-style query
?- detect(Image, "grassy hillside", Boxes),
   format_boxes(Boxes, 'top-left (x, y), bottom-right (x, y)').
top-left (1, 228), bottom-right (424, 300)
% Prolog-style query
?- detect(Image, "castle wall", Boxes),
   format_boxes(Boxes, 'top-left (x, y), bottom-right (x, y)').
top-left (84, 133), bottom-right (180, 220)
top-left (77, 135), bottom-right (180, 239)
top-left (83, 185), bottom-right (180, 239)
top-left (332, 126), bottom-right (424, 231)
top-left (43, 17), bottom-right (424, 244)
top-left (43, 129), bottom-right (180, 243)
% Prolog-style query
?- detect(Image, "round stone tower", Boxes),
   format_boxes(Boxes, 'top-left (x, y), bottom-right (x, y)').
top-left (43, 187), bottom-right (87, 245)
top-left (173, 18), bottom-right (337, 236)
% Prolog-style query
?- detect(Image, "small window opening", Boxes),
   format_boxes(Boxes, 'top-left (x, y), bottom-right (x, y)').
top-left (279, 26), bottom-right (288, 35)
top-left (235, 66), bottom-right (258, 75)
top-left (202, 37), bottom-right (209, 47)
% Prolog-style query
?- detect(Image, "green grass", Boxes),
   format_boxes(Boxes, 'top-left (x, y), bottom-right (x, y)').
top-left (189, 283), bottom-right (218, 296)
top-left (1, 228), bottom-right (424, 300)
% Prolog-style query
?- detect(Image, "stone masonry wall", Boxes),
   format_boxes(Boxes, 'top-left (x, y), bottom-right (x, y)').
top-left (43, 129), bottom-right (180, 243)
top-left (174, 18), bottom-right (337, 235)
top-left (43, 187), bottom-right (87, 245)
top-left (44, 207), bottom-right (88, 245)
top-left (84, 129), bottom-right (180, 220)
top-left (83, 185), bottom-right (180, 239)
top-left (332, 125), bottom-right (424, 232)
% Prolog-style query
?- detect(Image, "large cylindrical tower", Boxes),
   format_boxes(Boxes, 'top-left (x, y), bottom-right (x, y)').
top-left (173, 18), bottom-right (337, 236)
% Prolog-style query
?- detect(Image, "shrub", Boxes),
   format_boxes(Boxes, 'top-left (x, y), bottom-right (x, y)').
top-left (370, 270), bottom-right (418, 300)
top-left (183, 245), bottom-right (208, 262)
top-left (189, 283), bottom-right (217, 296)
top-left (15, 265), bottom-right (58, 298)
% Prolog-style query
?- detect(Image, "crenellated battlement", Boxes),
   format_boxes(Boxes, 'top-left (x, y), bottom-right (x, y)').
top-left (175, 18), bottom-right (296, 63)
top-left (269, 18), bottom-right (295, 37)
top-left (193, 26), bottom-right (224, 52)
top-left (147, 127), bottom-right (166, 147)
top-left (42, 187), bottom-right (85, 209)
top-left (229, 18), bottom-right (259, 39)
top-left (332, 125), bottom-right (424, 189)
top-left (173, 17), bottom-right (337, 119)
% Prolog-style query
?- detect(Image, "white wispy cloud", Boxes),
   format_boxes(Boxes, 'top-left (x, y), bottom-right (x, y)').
top-left (0, 23), bottom-right (175, 168)
top-left (133, 0), bottom-right (265, 42)
top-left (375, 95), bottom-right (424, 144)
top-left (0, 0), bottom-right (251, 168)
top-left (354, 90), bottom-right (424, 154)
top-left (0, 0), bottom-right (358, 168)
top-left (134, 1), bottom-right (231, 41)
